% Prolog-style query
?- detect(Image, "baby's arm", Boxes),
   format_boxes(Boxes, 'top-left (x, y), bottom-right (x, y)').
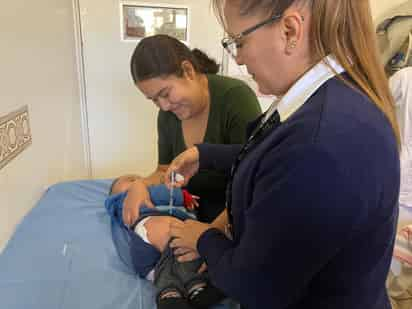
top-left (142, 216), bottom-right (181, 252)
top-left (122, 180), bottom-right (154, 226)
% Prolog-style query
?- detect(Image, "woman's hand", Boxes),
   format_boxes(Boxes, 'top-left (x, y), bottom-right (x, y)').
top-left (173, 247), bottom-right (200, 262)
top-left (122, 179), bottom-right (154, 226)
top-left (169, 219), bottom-right (211, 261)
top-left (172, 247), bottom-right (208, 273)
top-left (165, 147), bottom-right (200, 188)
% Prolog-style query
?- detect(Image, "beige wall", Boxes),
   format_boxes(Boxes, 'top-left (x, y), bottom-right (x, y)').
top-left (81, 0), bottom-right (224, 179)
top-left (0, 0), bottom-right (409, 252)
top-left (0, 0), bottom-right (87, 251)
top-left (370, 0), bottom-right (409, 21)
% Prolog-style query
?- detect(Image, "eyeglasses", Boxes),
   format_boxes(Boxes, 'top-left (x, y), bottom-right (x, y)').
top-left (221, 14), bottom-right (282, 59)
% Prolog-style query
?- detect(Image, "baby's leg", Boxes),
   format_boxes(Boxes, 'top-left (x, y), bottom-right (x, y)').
top-left (134, 216), bottom-right (181, 252)
top-left (172, 258), bottom-right (206, 294)
top-left (154, 246), bottom-right (195, 309)
top-left (172, 256), bottom-right (225, 308)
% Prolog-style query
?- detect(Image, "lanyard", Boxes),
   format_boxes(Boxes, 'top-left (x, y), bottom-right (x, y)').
top-left (225, 110), bottom-right (281, 233)
top-left (224, 56), bottom-right (345, 236)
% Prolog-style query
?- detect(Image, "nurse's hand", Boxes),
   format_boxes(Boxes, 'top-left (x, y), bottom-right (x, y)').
top-left (173, 247), bottom-right (208, 273)
top-left (122, 179), bottom-right (154, 226)
top-left (165, 147), bottom-right (200, 188)
top-left (173, 247), bottom-right (200, 262)
top-left (169, 219), bottom-right (211, 260)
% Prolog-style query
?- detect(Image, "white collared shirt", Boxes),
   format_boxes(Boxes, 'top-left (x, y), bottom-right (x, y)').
top-left (262, 55), bottom-right (345, 124)
top-left (390, 67), bottom-right (412, 207)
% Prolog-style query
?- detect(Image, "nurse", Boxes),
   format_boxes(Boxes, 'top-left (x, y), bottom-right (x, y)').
top-left (121, 34), bottom-right (261, 226)
top-left (167, 0), bottom-right (400, 308)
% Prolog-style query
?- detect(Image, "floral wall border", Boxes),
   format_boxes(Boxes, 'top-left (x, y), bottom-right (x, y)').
top-left (0, 106), bottom-right (32, 170)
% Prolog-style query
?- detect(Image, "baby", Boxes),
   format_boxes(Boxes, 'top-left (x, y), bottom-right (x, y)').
top-left (105, 175), bottom-right (224, 309)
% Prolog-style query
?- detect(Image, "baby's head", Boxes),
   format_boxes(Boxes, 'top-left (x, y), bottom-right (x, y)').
top-left (109, 174), bottom-right (140, 195)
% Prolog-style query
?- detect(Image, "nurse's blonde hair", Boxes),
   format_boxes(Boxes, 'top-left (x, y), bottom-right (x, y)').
top-left (213, 0), bottom-right (400, 145)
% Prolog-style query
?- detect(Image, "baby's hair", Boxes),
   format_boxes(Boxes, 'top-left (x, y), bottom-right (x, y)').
top-left (108, 178), bottom-right (120, 195)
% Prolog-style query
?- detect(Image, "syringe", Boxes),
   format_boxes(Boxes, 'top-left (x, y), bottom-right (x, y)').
top-left (168, 171), bottom-right (176, 214)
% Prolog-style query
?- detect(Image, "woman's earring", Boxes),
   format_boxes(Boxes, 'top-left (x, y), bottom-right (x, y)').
top-left (286, 40), bottom-right (297, 55)
top-left (288, 40), bottom-right (297, 49)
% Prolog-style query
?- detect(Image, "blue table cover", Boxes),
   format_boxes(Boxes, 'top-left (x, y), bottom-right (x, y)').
top-left (0, 179), bottom-right (238, 309)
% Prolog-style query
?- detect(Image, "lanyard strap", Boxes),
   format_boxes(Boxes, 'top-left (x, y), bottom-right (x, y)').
top-left (224, 56), bottom-right (345, 235)
top-left (225, 110), bottom-right (281, 227)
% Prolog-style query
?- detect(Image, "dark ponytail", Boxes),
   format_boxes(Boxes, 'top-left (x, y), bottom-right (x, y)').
top-left (130, 34), bottom-right (219, 83)
top-left (192, 49), bottom-right (219, 74)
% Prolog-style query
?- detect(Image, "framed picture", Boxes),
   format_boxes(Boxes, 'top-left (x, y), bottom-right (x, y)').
top-left (120, 3), bottom-right (189, 42)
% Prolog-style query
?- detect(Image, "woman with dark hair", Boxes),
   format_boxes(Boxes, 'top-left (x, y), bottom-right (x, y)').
top-left (122, 34), bottom-right (261, 228)
top-left (117, 34), bottom-right (260, 309)
top-left (165, 0), bottom-right (401, 308)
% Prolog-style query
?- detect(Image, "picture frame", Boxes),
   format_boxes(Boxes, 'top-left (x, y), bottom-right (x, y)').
top-left (120, 2), bottom-right (189, 42)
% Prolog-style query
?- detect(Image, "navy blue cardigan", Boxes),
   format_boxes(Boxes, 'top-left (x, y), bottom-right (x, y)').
top-left (196, 76), bottom-right (400, 308)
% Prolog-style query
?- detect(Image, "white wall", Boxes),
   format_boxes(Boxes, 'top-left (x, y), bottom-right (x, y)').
top-left (0, 0), bottom-right (88, 251)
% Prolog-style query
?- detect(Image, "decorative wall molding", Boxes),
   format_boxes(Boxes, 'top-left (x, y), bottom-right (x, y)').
top-left (0, 106), bottom-right (32, 170)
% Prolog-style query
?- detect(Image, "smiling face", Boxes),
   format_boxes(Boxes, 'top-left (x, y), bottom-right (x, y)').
top-left (137, 75), bottom-right (193, 120)
top-left (136, 62), bottom-right (207, 121)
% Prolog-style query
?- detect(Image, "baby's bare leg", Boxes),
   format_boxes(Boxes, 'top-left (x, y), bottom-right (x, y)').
top-left (142, 216), bottom-right (181, 252)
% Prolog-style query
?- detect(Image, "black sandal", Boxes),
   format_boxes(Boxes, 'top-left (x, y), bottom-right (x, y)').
top-left (188, 283), bottom-right (226, 309)
top-left (157, 287), bottom-right (195, 309)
